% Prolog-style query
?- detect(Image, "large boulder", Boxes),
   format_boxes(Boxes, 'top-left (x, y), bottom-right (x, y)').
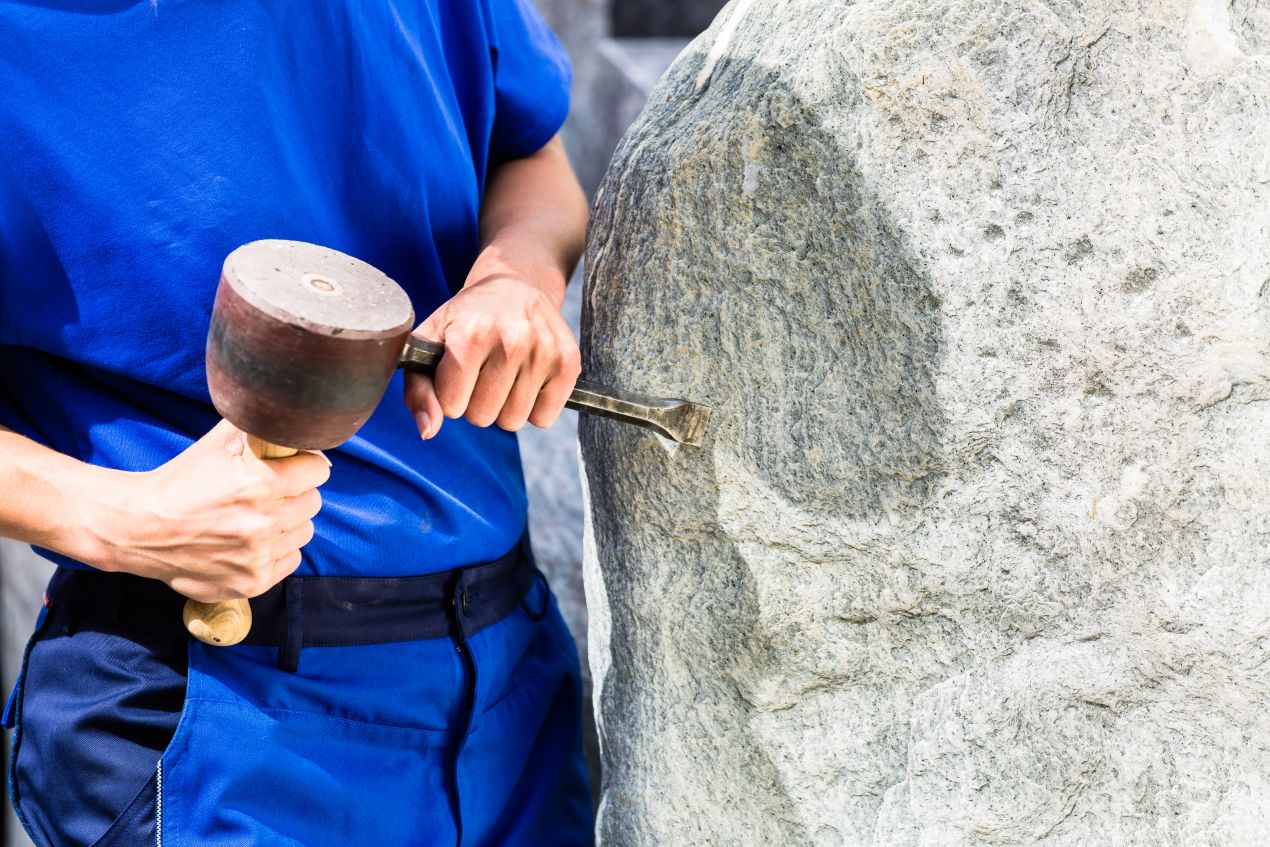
top-left (580, 0), bottom-right (1270, 844)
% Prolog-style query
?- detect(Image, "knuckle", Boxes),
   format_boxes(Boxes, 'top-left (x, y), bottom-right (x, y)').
top-left (226, 574), bottom-right (258, 599)
top-left (403, 376), bottom-right (434, 407)
top-left (241, 512), bottom-right (275, 539)
top-left (246, 576), bottom-right (274, 599)
top-left (236, 481), bottom-right (272, 506)
top-left (463, 314), bottom-right (495, 339)
top-left (499, 326), bottom-right (534, 358)
top-left (240, 538), bottom-right (273, 566)
top-left (304, 490), bottom-right (323, 518)
top-left (171, 579), bottom-right (213, 603)
top-left (560, 346), bottom-right (582, 377)
top-left (435, 383), bottom-right (467, 419)
top-left (532, 342), bottom-right (558, 370)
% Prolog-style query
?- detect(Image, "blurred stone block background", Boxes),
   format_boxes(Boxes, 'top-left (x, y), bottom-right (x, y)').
top-left (1, 543), bottom-right (51, 847)
top-left (0, 2), bottom-right (716, 844)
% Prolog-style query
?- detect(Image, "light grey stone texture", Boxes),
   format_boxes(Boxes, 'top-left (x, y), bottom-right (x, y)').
top-left (580, 0), bottom-right (1270, 844)
top-left (2, 542), bottom-right (53, 847)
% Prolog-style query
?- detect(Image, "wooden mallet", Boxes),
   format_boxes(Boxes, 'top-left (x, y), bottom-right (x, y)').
top-left (185, 239), bottom-right (710, 646)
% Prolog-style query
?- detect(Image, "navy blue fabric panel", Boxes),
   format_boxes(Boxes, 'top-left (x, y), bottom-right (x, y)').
top-left (0, 0), bottom-right (571, 577)
top-left (10, 574), bottom-right (185, 847)
top-left (89, 772), bottom-right (159, 847)
top-left (459, 577), bottom-right (593, 844)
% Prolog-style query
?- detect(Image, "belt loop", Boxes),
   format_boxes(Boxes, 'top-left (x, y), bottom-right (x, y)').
top-left (277, 578), bottom-right (304, 673)
top-left (519, 563), bottom-right (550, 622)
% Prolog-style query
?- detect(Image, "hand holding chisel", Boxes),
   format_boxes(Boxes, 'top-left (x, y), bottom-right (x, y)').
top-left (398, 337), bottom-right (709, 447)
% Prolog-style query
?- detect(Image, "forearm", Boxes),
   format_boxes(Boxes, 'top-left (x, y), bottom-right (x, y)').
top-left (0, 424), bottom-right (117, 567)
top-left (470, 135), bottom-right (588, 308)
top-left (0, 420), bottom-right (328, 599)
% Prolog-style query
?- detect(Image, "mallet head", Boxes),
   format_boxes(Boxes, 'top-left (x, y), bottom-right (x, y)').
top-left (206, 240), bottom-right (416, 450)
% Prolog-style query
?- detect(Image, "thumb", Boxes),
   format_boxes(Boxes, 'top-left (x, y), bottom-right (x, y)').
top-left (198, 417), bottom-right (250, 452)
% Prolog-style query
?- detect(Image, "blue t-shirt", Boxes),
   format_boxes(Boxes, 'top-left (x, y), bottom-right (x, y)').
top-left (0, 0), bottom-right (571, 576)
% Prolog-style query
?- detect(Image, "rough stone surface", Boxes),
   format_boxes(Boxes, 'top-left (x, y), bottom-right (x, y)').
top-left (581, 1), bottom-right (1270, 844)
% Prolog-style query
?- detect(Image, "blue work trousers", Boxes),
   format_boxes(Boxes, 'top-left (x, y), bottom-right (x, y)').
top-left (5, 546), bottom-right (592, 846)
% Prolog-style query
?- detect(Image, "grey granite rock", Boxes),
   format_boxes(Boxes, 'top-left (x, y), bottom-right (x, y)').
top-left (581, 0), bottom-right (1270, 844)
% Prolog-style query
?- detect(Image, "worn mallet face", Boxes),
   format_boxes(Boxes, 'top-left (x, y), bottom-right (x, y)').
top-left (206, 240), bottom-right (416, 450)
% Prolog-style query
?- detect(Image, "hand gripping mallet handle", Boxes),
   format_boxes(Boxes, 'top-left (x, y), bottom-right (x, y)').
top-left (181, 436), bottom-right (295, 646)
top-left (186, 239), bottom-right (420, 648)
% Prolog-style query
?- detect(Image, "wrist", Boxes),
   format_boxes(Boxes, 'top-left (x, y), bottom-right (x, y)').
top-left (57, 466), bottom-right (143, 573)
top-left (466, 237), bottom-right (569, 309)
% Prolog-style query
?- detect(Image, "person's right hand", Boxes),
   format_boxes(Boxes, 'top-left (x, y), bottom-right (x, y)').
top-left (88, 419), bottom-right (330, 602)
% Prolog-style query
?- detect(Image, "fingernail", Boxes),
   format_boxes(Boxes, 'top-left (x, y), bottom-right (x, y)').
top-left (302, 449), bottom-right (332, 466)
top-left (415, 410), bottom-right (431, 440)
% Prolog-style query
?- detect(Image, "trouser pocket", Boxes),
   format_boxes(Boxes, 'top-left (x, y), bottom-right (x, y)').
top-left (9, 572), bottom-right (189, 847)
top-left (158, 641), bottom-right (456, 847)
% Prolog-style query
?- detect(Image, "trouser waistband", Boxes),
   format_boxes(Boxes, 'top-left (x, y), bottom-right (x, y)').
top-left (46, 532), bottom-right (544, 672)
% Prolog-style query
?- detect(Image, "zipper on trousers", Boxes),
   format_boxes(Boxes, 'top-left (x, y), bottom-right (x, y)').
top-left (155, 759), bottom-right (163, 847)
top-left (448, 583), bottom-right (476, 847)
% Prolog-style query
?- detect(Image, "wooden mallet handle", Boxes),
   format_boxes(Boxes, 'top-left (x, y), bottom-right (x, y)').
top-left (182, 436), bottom-right (298, 646)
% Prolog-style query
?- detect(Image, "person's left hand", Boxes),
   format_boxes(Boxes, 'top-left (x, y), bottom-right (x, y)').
top-left (404, 264), bottom-right (580, 439)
